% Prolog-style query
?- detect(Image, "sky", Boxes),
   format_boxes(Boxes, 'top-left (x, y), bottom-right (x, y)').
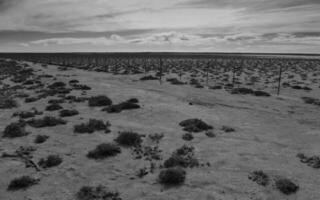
top-left (0, 0), bottom-right (319, 53)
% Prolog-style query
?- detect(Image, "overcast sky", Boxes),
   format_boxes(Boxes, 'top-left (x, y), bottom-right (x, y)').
top-left (0, 0), bottom-right (319, 53)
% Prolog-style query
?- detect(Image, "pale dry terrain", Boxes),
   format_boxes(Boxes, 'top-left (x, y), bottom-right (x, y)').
top-left (1, 61), bottom-right (320, 200)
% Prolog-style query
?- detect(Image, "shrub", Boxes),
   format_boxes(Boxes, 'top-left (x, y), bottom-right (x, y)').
top-left (140, 75), bottom-right (158, 81)
top-left (163, 145), bottom-right (199, 168)
top-left (60, 109), bottom-right (79, 117)
top-left (87, 143), bottom-right (121, 159)
top-left (182, 133), bottom-right (194, 141)
top-left (167, 78), bottom-right (184, 85)
top-left (76, 185), bottom-right (121, 200)
top-left (74, 119), bottom-right (110, 134)
top-left (158, 168), bottom-right (186, 186)
top-left (88, 95), bottom-right (112, 107)
top-left (2, 121), bottom-right (29, 138)
top-left (275, 178), bottom-right (299, 195)
top-left (48, 99), bottom-right (65, 104)
top-left (7, 176), bottom-right (39, 191)
top-left (25, 97), bottom-right (39, 103)
top-left (296, 153), bottom-right (320, 169)
top-left (103, 100), bottom-right (140, 113)
top-left (115, 131), bottom-right (142, 147)
top-left (148, 133), bottom-right (164, 143)
top-left (179, 118), bottom-right (213, 133)
top-left (205, 131), bottom-right (216, 138)
top-left (38, 155), bottom-right (63, 168)
top-left (231, 87), bottom-right (254, 95)
top-left (248, 170), bottom-right (269, 186)
top-left (34, 135), bottom-right (49, 144)
top-left (253, 90), bottom-right (271, 97)
top-left (27, 116), bottom-right (66, 128)
top-left (302, 97), bottom-right (320, 106)
top-left (221, 126), bottom-right (235, 133)
top-left (45, 103), bottom-right (63, 111)
top-left (48, 81), bottom-right (66, 89)
top-left (0, 98), bottom-right (18, 109)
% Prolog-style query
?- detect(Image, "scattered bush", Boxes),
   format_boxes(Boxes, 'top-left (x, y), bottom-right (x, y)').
top-left (275, 178), bottom-right (299, 195)
top-left (88, 95), bottom-right (112, 107)
top-left (60, 109), bottom-right (79, 117)
top-left (297, 153), bottom-right (320, 169)
top-left (115, 131), bottom-right (142, 147)
top-left (164, 145), bottom-right (199, 168)
top-left (2, 121), bottom-right (29, 138)
top-left (205, 131), bottom-right (216, 138)
top-left (248, 170), bottom-right (269, 186)
top-left (167, 78), bottom-right (184, 85)
top-left (34, 135), bottom-right (49, 144)
top-left (76, 185), bottom-right (121, 200)
top-left (179, 118), bottom-right (213, 133)
top-left (158, 168), bottom-right (186, 186)
top-left (38, 155), bottom-right (63, 168)
top-left (231, 87), bottom-right (254, 95)
top-left (27, 116), bottom-right (66, 128)
top-left (87, 143), bottom-right (121, 159)
top-left (45, 103), bottom-right (63, 111)
top-left (74, 119), bottom-right (110, 134)
top-left (7, 176), bottom-right (39, 191)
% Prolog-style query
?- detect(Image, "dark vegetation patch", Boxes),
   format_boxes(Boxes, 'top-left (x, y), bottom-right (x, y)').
top-left (87, 143), bottom-right (121, 159)
top-left (45, 103), bottom-right (63, 111)
top-left (205, 131), bottom-right (216, 138)
top-left (231, 88), bottom-right (270, 97)
top-left (27, 116), bottom-right (66, 128)
top-left (88, 95), bottom-right (112, 107)
top-left (72, 84), bottom-right (91, 90)
top-left (34, 135), bottom-right (49, 144)
top-left (60, 109), bottom-right (79, 117)
top-left (38, 155), bottom-right (63, 168)
top-left (158, 168), bottom-right (186, 186)
top-left (12, 109), bottom-right (43, 119)
top-left (115, 131), bottom-right (142, 147)
top-left (248, 170), bottom-right (269, 186)
top-left (74, 119), bottom-right (110, 134)
top-left (166, 78), bottom-right (185, 85)
top-left (102, 99), bottom-right (140, 113)
top-left (2, 121), bottom-right (29, 138)
top-left (48, 99), bottom-right (65, 104)
top-left (301, 97), bottom-right (320, 106)
top-left (164, 145), bottom-right (199, 168)
top-left (132, 145), bottom-right (162, 161)
top-left (253, 90), bottom-right (271, 97)
top-left (179, 118), bottom-right (213, 133)
top-left (182, 133), bottom-right (194, 141)
top-left (76, 185), bottom-right (122, 200)
top-left (48, 81), bottom-right (66, 89)
top-left (7, 176), bottom-right (39, 191)
top-left (148, 133), bottom-right (164, 144)
top-left (297, 153), bottom-right (320, 169)
top-left (0, 98), bottom-right (18, 109)
top-left (221, 126), bottom-right (235, 133)
top-left (275, 178), bottom-right (299, 195)
top-left (140, 75), bottom-right (158, 81)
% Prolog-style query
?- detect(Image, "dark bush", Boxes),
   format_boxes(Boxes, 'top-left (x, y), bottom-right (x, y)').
top-left (248, 170), bottom-right (269, 186)
top-left (167, 78), bottom-right (185, 85)
top-left (69, 79), bottom-right (79, 84)
top-left (158, 168), bottom-right (186, 186)
top-left (126, 98), bottom-right (139, 104)
top-left (301, 97), bottom-right (320, 106)
top-left (34, 135), bottom-right (49, 144)
top-left (38, 155), bottom-right (63, 168)
top-left (275, 178), bottom-right (299, 195)
top-left (7, 176), bottom-right (39, 191)
top-left (76, 185), bottom-right (121, 200)
top-left (231, 87), bottom-right (254, 95)
top-left (140, 75), bottom-right (158, 81)
top-left (2, 121), bottom-right (29, 138)
top-left (115, 131), bottom-right (142, 147)
top-left (163, 145), bottom-right (199, 168)
top-left (205, 131), bottom-right (216, 138)
top-left (27, 116), bottom-right (66, 128)
top-left (179, 118), bottom-right (213, 133)
top-left (103, 100), bottom-right (140, 113)
top-left (60, 109), bottom-right (79, 117)
top-left (74, 119), bottom-right (110, 134)
top-left (87, 143), bottom-right (121, 159)
top-left (48, 99), bottom-right (65, 104)
top-left (88, 95), bottom-right (112, 107)
top-left (209, 85), bottom-right (222, 90)
top-left (25, 97), bottom-right (39, 103)
top-left (182, 133), bottom-right (194, 141)
top-left (48, 81), bottom-right (66, 89)
top-left (297, 153), bottom-right (320, 169)
top-left (0, 98), bottom-right (18, 109)
top-left (253, 90), bottom-right (271, 97)
top-left (45, 103), bottom-right (63, 111)
top-left (221, 126), bottom-right (235, 133)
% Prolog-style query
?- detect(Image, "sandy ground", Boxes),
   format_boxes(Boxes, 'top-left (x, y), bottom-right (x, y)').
top-left (1, 61), bottom-right (320, 200)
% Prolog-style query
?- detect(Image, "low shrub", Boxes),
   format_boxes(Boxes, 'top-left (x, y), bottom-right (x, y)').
top-left (205, 131), bottom-right (216, 138)
top-left (221, 126), bottom-right (235, 133)
top-left (38, 155), bottom-right (63, 168)
top-left (34, 135), bottom-right (49, 144)
top-left (231, 87), bottom-right (254, 95)
top-left (45, 103), bottom-right (63, 111)
top-left (102, 99), bottom-right (140, 113)
top-left (76, 185), bottom-right (121, 200)
top-left (297, 153), bottom-right (320, 169)
top-left (2, 121), bottom-right (29, 138)
top-left (179, 118), bottom-right (213, 133)
top-left (248, 170), bottom-right (269, 186)
top-left (48, 81), bottom-right (66, 89)
top-left (182, 133), bottom-right (194, 141)
top-left (27, 116), bottom-right (66, 128)
top-left (275, 178), bottom-right (299, 195)
top-left (7, 176), bottom-right (39, 191)
top-left (0, 98), bottom-right (18, 109)
top-left (88, 95), bottom-right (112, 107)
top-left (140, 75), bottom-right (158, 81)
top-left (87, 143), bottom-right (121, 159)
top-left (115, 131), bottom-right (142, 147)
top-left (158, 168), bottom-right (186, 186)
top-left (253, 90), bottom-right (271, 97)
top-left (74, 119), bottom-right (110, 134)
top-left (60, 109), bottom-right (79, 117)
top-left (163, 145), bottom-right (199, 168)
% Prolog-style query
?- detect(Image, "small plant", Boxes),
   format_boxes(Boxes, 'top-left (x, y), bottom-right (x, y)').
top-left (27, 116), bottom-right (66, 128)
top-left (221, 126), bottom-right (235, 133)
top-left (87, 143), bottom-right (121, 159)
top-left (74, 119), bottom-right (110, 134)
top-left (38, 155), bottom-right (63, 168)
top-left (182, 133), bottom-right (194, 141)
top-left (248, 170), bottom-right (269, 186)
top-left (7, 176), bottom-right (39, 191)
top-left (60, 109), bottom-right (79, 117)
top-left (45, 103), bottom-right (63, 111)
top-left (179, 118), bottom-right (213, 133)
top-left (2, 121), bottom-right (29, 138)
top-left (115, 131), bottom-right (142, 147)
top-left (158, 168), bottom-right (186, 186)
top-left (275, 178), bottom-right (299, 195)
top-left (88, 95), bottom-right (112, 107)
top-left (76, 185), bottom-right (122, 200)
top-left (34, 135), bottom-right (49, 144)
